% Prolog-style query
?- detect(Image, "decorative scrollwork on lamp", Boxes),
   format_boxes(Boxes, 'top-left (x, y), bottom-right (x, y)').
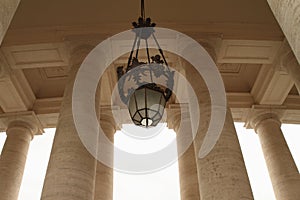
top-left (117, 0), bottom-right (174, 127)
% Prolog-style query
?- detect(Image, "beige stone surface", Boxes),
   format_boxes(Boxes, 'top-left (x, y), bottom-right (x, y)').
top-left (196, 109), bottom-right (254, 200)
top-left (0, 121), bottom-right (34, 200)
top-left (267, 0), bottom-right (300, 63)
top-left (252, 113), bottom-right (300, 200)
top-left (41, 46), bottom-right (97, 200)
top-left (278, 41), bottom-right (300, 94)
top-left (94, 110), bottom-right (116, 200)
top-left (168, 107), bottom-right (201, 200)
top-left (185, 63), bottom-right (253, 200)
top-left (285, 55), bottom-right (300, 94)
top-left (0, 0), bottom-right (20, 45)
top-left (0, 1), bottom-right (300, 199)
top-left (178, 144), bottom-right (200, 200)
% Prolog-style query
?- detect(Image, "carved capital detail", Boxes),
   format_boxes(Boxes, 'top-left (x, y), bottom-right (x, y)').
top-left (245, 105), bottom-right (286, 132)
top-left (0, 111), bottom-right (44, 137)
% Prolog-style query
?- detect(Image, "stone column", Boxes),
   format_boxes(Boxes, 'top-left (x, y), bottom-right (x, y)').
top-left (0, 0), bottom-right (21, 45)
top-left (195, 108), bottom-right (254, 200)
top-left (94, 109), bottom-right (116, 200)
top-left (0, 112), bottom-right (42, 200)
top-left (183, 59), bottom-right (253, 199)
top-left (267, 0), bottom-right (300, 63)
top-left (0, 122), bottom-right (33, 200)
top-left (167, 106), bottom-right (200, 200)
top-left (251, 112), bottom-right (300, 200)
top-left (41, 45), bottom-right (97, 200)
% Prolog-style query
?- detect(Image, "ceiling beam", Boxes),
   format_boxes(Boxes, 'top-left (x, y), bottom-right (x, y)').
top-left (250, 64), bottom-right (294, 105)
top-left (0, 52), bottom-right (36, 112)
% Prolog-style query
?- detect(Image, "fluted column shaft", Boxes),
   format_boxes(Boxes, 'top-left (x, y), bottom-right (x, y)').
top-left (0, 121), bottom-right (33, 200)
top-left (0, 0), bottom-right (20, 45)
top-left (253, 114), bottom-right (300, 200)
top-left (41, 46), bottom-right (97, 200)
top-left (195, 108), bottom-right (254, 200)
top-left (267, 0), bottom-right (300, 63)
top-left (169, 108), bottom-right (200, 200)
top-left (94, 111), bottom-right (115, 200)
top-left (183, 61), bottom-right (253, 200)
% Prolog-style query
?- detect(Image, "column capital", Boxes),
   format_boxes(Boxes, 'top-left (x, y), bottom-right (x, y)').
top-left (245, 105), bottom-right (285, 132)
top-left (0, 111), bottom-right (44, 138)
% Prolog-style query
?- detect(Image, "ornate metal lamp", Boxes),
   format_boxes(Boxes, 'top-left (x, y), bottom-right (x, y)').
top-left (117, 0), bottom-right (174, 127)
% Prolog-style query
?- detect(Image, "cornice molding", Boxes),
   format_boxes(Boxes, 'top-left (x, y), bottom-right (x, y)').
top-left (1, 22), bottom-right (284, 46)
top-left (0, 94), bottom-right (299, 131)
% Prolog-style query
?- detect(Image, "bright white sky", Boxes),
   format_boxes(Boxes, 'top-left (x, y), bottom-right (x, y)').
top-left (0, 123), bottom-right (299, 200)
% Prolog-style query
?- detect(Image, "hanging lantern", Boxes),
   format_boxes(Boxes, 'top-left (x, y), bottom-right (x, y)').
top-left (117, 0), bottom-right (174, 128)
top-left (128, 83), bottom-right (166, 127)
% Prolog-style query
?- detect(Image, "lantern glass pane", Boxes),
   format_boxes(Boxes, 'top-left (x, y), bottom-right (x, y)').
top-left (152, 119), bottom-right (159, 126)
top-left (126, 84), bottom-right (169, 127)
top-left (153, 113), bottom-right (161, 121)
top-left (139, 109), bottom-right (146, 118)
top-left (135, 88), bottom-right (146, 110)
top-left (146, 88), bottom-right (162, 110)
top-left (148, 109), bottom-right (157, 118)
top-left (133, 120), bottom-right (140, 126)
top-left (128, 94), bottom-right (137, 116)
top-left (133, 112), bottom-right (142, 122)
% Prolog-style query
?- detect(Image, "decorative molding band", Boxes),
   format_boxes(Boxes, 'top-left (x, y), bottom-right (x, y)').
top-left (25, 95), bottom-right (300, 130)
top-left (1, 43), bottom-right (69, 69)
top-left (2, 22), bottom-right (284, 46)
top-left (217, 40), bottom-right (282, 64)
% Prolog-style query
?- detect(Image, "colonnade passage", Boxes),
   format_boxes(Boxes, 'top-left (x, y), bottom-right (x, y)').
top-left (249, 112), bottom-right (300, 200)
top-left (0, 0), bottom-right (300, 199)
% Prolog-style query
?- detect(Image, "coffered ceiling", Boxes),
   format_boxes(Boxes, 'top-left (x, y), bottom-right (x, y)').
top-left (1, 0), bottom-right (300, 130)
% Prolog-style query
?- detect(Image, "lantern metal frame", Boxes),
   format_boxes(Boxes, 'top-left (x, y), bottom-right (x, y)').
top-left (117, 0), bottom-right (174, 127)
